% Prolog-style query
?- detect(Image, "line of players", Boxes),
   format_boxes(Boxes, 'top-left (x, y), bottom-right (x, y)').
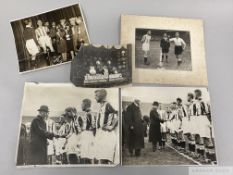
top-left (22, 89), bottom-right (119, 165)
top-left (23, 17), bottom-right (85, 69)
top-left (157, 89), bottom-right (216, 164)
top-left (46, 89), bottom-right (118, 165)
top-left (141, 31), bottom-right (186, 67)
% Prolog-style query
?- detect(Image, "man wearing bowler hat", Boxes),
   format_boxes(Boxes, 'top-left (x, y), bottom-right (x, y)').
top-left (29, 105), bottom-right (59, 165)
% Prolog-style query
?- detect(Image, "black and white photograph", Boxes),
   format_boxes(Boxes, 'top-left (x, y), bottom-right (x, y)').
top-left (121, 87), bottom-right (217, 165)
top-left (70, 44), bottom-right (132, 88)
top-left (16, 83), bottom-right (119, 167)
top-left (11, 4), bottom-right (90, 73)
top-left (135, 29), bottom-right (191, 71)
top-left (121, 15), bottom-right (208, 86)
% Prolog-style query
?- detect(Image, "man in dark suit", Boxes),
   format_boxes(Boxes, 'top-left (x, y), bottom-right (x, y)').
top-left (29, 105), bottom-right (59, 165)
top-left (149, 101), bottom-right (164, 152)
top-left (125, 99), bottom-right (144, 157)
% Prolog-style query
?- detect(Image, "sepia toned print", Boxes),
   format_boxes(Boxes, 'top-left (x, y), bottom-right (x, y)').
top-left (121, 87), bottom-right (217, 166)
top-left (11, 4), bottom-right (90, 73)
top-left (16, 83), bottom-right (119, 167)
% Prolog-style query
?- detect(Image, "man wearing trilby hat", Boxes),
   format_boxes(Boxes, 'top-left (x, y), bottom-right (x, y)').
top-left (29, 105), bottom-right (59, 165)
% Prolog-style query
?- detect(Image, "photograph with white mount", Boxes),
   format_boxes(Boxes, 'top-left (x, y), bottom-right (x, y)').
top-left (70, 44), bottom-right (132, 88)
top-left (121, 15), bottom-right (208, 86)
top-left (11, 4), bottom-right (89, 73)
top-left (16, 83), bottom-right (119, 167)
top-left (121, 86), bottom-right (217, 165)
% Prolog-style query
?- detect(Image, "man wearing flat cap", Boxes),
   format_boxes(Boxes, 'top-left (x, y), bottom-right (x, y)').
top-left (29, 105), bottom-right (59, 165)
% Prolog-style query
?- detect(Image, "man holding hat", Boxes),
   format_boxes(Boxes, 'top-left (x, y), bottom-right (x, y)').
top-left (29, 105), bottom-right (59, 165)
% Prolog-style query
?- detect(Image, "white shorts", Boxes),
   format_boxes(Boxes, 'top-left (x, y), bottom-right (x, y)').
top-left (47, 139), bottom-right (54, 156)
top-left (38, 35), bottom-right (54, 52)
top-left (168, 120), bottom-right (181, 134)
top-left (167, 120), bottom-right (175, 133)
top-left (160, 122), bottom-right (167, 133)
top-left (93, 129), bottom-right (117, 162)
top-left (80, 131), bottom-right (95, 159)
top-left (54, 138), bottom-right (66, 155)
top-left (26, 39), bottom-right (39, 58)
top-left (182, 117), bottom-right (191, 134)
top-left (196, 115), bottom-right (211, 138)
top-left (189, 116), bottom-right (198, 135)
top-left (142, 43), bottom-right (150, 51)
top-left (66, 133), bottom-right (81, 156)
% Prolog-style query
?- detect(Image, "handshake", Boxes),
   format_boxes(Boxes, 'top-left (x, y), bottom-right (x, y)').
top-left (53, 134), bottom-right (66, 138)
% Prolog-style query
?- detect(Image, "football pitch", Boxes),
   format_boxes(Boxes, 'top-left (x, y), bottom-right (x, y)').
top-left (122, 137), bottom-right (197, 165)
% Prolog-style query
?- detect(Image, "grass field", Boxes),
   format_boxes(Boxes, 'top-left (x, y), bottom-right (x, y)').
top-left (122, 137), bottom-right (197, 165)
top-left (135, 40), bottom-right (192, 71)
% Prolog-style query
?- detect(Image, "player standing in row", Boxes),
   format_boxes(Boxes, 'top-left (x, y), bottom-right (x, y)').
top-left (193, 89), bottom-right (216, 163)
top-left (94, 89), bottom-right (119, 164)
top-left (141, 30), bottom-right (152, 65)
top-left (176, 98), bottom-right (187, 152)
top-left (184, 93), bottom-right (197, 157)
top-left (159, 33), bottom-right (170, 67)
top-left (35, 20), bottom-right (55, 54)
top-left (169, 32), bottom-right (186, 66)
top-left (79, 99), bottom-right (96, 164)
top-left (158, 104), bottom-right (169, 149)
top-left (23, 19), bottom-right (40, 69)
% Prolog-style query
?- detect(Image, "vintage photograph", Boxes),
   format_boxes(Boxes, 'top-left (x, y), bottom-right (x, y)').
top-left (11, 4), bottom-right (90, 73)
top-left (135, 29), bottom-right (191, 70)
top-left (121, 15), bottom-right (208, 86)
top-left (16, 83), bottom-right (119, 167)
top-left (122, 87), bottom-right (217, 165)
top-left (70, 44), bottom-right (132, 88)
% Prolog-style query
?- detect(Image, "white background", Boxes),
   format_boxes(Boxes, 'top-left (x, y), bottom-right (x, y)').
top-left (0, 0), bottom-right (232, 174)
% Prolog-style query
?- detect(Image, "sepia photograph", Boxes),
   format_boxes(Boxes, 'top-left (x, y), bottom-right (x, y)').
top-left (16, 83), bottom-right (119, 167)
top-left (121, 15), bottom-right (208, 86)
top-left (11, 4), bottom-right (90, 73)
top-left (135, 29), bottom-right (191, 71)
top-left (70, 44), bottom-right (132, 88)
top-left (121, 87), bottom-right (217, 166)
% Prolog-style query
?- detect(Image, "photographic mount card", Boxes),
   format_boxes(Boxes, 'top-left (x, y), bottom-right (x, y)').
top-left (121, 15), bottom-right (208, 86)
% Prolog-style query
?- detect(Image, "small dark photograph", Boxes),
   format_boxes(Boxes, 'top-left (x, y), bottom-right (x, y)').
top-left (70, 44), bottom-right (132, 88)
top-left (135, 28), bottom-right (191, 71)
top-left (11, 4), bottom-right (89, 73)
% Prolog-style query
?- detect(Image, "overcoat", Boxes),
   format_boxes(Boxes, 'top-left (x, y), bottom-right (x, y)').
top-left (149, 108), bottom-right (163, 143)
top-left (29, 116), bottom-right (54, 165)
top-left (125, 103), bottom-right (144, 149)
